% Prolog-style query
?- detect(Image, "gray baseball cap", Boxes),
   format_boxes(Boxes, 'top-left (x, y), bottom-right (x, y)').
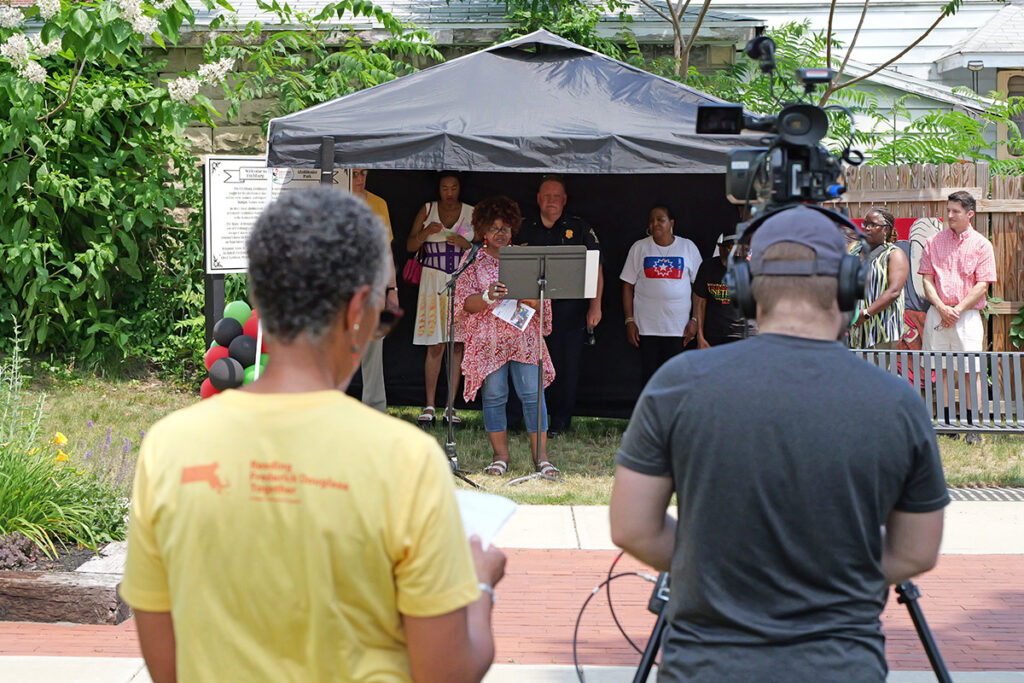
top-left (749, 205), bottom-right (848, 277)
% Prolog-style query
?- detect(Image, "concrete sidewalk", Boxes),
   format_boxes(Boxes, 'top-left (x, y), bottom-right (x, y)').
top-left (493, 498), bottom-right (1024, 554)
top-left (1, 659), bottom-right (1022, 683)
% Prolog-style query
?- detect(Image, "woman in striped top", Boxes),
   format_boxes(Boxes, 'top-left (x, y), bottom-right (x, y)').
top-left (851, 207), bottom-right (909, 349)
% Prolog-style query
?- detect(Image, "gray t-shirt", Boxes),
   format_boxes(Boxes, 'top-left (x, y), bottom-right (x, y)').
top-left (617, 333), bottom-right (948, 682)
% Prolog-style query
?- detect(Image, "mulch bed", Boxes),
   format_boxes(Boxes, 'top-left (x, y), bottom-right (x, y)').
top-left (0, 533), bottom-right (101, 572)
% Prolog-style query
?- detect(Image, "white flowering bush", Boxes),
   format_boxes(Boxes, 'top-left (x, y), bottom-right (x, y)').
top-left (0, 0), bottom-right (441, 376)
top-left (0, 0), bottom-right (226, 361)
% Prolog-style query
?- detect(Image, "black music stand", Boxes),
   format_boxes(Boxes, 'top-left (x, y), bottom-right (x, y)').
top-left (498, 246), bottom-right (595, 485)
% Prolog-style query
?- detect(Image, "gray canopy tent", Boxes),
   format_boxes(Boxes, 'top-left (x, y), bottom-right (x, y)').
top-left (266, 30), bottom-right (745, 173)
top-left (263, 30), bottom-right (753, 416)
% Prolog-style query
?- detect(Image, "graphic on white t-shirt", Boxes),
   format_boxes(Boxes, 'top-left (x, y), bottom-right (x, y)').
top-left (643, 256), bottom-right (685, 279)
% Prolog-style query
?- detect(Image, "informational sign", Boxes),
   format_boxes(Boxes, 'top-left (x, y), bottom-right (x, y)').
top-left (204, 155), bottom-right (350, 274)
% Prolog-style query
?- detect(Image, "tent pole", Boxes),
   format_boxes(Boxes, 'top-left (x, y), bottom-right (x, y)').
top-left (319, 136), bottom-right (334, 186)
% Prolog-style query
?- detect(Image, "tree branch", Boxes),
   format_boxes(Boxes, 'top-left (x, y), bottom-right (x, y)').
top-left (38, 59), bottom-right (87, 122)
top-left (822, 4), bottom-right (952, 103)
top-left (825, 0), bottom-right (838, 67)
top-left (821, 0), bottom-right (871, 105)
top-left (637, 0), bottom-right (673, 26)
top-left (682, 0), bottom-right (711, 59)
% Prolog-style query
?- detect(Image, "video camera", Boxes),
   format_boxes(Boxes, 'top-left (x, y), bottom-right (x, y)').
top-left (695, 35), bottom-right (863, 211)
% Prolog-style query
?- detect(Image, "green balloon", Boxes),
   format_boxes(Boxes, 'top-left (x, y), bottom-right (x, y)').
top-left (224, 300), bottom-right (252, 324)
top-left (243, 357), bottom-right (268, 385)
top-left (210, 340), bottom-right (219, 348)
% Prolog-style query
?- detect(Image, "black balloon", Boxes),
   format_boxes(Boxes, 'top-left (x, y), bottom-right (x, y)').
top-left (208, 357), bottom-right (244, 391)
top-left (228, 334), bottom-right (258, 368)
top-left (213, 317), bottom-right (243, 347)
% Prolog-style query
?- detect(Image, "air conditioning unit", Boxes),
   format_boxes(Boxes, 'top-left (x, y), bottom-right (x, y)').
top-left (996, 69), bottom-right (1024, 160)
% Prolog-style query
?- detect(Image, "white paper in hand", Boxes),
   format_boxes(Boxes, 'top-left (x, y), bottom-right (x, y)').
top-left (454, 490), bottom-right (517, 550)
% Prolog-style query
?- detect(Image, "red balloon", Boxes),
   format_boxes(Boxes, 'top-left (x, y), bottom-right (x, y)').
top-left (204, 344), bottom-right (230, 371)
top-left (243, 315), bottom-right (260, 339)
top-left (200, 377), bottom-right (219, 399)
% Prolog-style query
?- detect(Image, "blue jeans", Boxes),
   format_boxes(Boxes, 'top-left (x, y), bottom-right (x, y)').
top-left (480, 361), bottom-right (548, 433)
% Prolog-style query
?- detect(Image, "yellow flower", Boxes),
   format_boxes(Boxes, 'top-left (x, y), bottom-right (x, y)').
top-left (55, 449), bottom-right (69, 462)
top-left (52, 432), bottom-right (69, 446)
top-left (25, 447), bottom-right (40, 455)
top-left (564, 229), bottom-right (574, 239)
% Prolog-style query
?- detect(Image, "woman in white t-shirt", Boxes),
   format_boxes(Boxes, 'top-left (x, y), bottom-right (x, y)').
top-left (620, 205), bottom-right (703, 386)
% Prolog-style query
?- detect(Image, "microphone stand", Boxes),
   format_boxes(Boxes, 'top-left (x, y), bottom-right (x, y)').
top-left (440, 243), bottom-right (482, 489)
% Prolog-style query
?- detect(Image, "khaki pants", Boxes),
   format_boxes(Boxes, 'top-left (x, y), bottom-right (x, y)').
top-left (359, 338), bottom-right (387, 412)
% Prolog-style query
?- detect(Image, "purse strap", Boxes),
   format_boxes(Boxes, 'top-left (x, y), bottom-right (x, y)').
top-left (417, 202), bottom-right (433, 257)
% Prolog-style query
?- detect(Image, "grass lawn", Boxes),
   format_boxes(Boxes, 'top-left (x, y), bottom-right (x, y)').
top-left (26, 373), bottom-right (1024, 505)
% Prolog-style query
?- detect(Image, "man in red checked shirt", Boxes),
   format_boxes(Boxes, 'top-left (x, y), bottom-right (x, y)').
top-left (918, 190), bottom-right (997, 442)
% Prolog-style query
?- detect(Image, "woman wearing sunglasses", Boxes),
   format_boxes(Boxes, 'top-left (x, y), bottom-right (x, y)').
top-left (455, 196), bottom-right (558, 478)
top-left (121, 188), bottom-right (505, 683)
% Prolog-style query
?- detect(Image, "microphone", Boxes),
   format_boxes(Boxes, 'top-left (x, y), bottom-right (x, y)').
top-left (464, 239), bottom-right (484, 263)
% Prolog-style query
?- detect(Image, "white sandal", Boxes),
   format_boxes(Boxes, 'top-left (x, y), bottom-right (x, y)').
top-left (484, 460), bottom-right (508, 476)
top-left (534, 461), bottom-right (560, 478)
top-left (417, 406), bottom-right (436, 426)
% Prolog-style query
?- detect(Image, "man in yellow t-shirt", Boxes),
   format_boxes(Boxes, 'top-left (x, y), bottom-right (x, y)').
top-left (121, 188), bottom-right (505, 683)
top-left (351, 168), bottom-right (398, 413)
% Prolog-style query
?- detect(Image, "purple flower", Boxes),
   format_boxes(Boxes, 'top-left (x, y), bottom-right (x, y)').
top-left (87, 420), bottom-right (94, 428)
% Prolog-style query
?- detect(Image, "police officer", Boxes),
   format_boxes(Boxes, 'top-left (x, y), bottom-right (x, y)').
top-left (514, 175), bottom-right (603, 436)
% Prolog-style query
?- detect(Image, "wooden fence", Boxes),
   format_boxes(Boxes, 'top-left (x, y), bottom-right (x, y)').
top-left (826, 162), bottom-right (1024, 351)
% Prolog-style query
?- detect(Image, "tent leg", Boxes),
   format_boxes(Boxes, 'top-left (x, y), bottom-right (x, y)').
top-left (319, 136), bottom-right (334, 186)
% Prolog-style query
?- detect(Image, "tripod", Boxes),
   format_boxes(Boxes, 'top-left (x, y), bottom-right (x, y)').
top-left (440, 248), bottom-right (480, 489)
top-left (633, 575), bottom-right (952, 683)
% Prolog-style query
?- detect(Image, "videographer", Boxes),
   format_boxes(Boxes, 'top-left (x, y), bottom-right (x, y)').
top-left (121, 188), bottom-right (504, 683)
top-left (609, 206), bottom-right (947, 682)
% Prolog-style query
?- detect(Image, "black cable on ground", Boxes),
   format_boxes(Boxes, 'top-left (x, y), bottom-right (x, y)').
top-left (572, 570), bottom-right (657, 683)
top-left (606, 551), bottom-right (643, 654)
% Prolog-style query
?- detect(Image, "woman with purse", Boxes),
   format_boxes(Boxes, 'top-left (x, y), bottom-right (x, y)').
top-left (406, 171), bottom-right (475, 426)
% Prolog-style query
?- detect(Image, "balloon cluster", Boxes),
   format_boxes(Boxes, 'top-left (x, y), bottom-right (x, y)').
top-left (201, 301), bottom-right (268, 399)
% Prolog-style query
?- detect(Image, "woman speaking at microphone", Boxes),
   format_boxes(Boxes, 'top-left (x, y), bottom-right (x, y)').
top-left (455, 196), bottom-right (558, 478)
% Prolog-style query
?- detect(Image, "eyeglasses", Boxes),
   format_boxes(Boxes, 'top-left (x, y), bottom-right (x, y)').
top-left (375, 308), bottom-right (403, 339)
top-left (862, 221), bottom-right (888, 229)
top-left (351, 170), bottom-right (369, 177)
top-left (487, 225), bottom-right (512, 235)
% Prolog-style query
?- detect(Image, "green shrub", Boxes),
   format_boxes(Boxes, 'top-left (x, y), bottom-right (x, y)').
top-left (0, 326), bottom-right (126, 557)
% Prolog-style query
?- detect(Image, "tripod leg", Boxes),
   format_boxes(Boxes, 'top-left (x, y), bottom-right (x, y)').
top-left (632, 608), bottom-right (667, 683)
top-left (895, 582), bottom-right (953, 683)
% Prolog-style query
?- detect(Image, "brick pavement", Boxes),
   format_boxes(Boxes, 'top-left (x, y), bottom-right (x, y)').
top-left (2, 550), bottom-right (1022, 672)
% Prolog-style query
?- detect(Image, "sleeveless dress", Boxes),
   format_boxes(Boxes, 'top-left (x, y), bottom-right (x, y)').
top-left (413, 202), bottom-right (475, 346)
top-left (851, 242), bottom-right (905, 348)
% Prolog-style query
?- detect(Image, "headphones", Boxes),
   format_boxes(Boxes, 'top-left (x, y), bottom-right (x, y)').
top-left (725, 203), bottom-right (868, 318)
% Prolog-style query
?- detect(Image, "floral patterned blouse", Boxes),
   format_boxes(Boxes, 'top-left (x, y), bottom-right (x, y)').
top-left (454, 249), bottom-right (554, 402)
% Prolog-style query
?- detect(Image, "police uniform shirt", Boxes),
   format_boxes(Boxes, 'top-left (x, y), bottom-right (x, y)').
top-left (515, 215), bottom-right (600, 318)
top-left (515, 214), bottom-right (600, 254)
